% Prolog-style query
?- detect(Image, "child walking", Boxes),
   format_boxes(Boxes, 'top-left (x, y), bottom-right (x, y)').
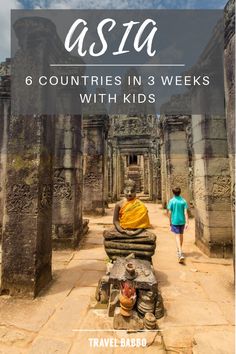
top-left (167, 187), bottom-right (188, 263)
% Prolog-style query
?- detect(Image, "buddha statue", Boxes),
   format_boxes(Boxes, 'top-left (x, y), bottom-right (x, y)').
top-left (104, 179), bottom-right (156, 261)
top-left (113, 179), bottom-right (151, 235)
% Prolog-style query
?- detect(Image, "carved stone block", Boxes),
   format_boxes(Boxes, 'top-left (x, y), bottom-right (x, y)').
top-left (1, 115), bottom-right (54, 297)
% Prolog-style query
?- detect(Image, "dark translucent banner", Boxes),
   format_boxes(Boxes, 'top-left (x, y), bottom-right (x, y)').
top-left (11, 10), bottom-right (224, 115)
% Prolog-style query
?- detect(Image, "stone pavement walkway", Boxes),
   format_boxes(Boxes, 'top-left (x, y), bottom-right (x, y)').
top-left (0, 203), bottom-right (234, 354)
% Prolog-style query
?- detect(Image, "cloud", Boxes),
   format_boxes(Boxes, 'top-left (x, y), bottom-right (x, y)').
top-left (31, 0), bottom-right (227, 9)
top-left (0, 0), bottom-right (22, 62)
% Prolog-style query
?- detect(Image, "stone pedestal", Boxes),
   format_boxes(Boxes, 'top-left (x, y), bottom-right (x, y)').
top-left (104, 228), bottom-right (156, 261)
top-left (83, 114), bottom-right (108, 215)
top-left (52, 114), bottom-right (84, 249)
top-left (1, 115), bottom-right (54, 297)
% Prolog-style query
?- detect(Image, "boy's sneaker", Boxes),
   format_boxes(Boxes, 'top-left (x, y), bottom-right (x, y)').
top-left (178, 253), bottom-right (185, 263)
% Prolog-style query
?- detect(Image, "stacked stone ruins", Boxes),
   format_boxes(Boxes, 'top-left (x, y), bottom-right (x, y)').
top-left (0, 0), bottom-right (234, 297)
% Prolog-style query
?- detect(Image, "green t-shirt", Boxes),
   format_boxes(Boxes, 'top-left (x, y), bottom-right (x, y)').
top-left (167, 196), bottom-right (188, 225)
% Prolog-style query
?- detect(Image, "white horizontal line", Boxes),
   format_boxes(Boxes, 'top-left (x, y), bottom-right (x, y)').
top-left (50, 64), bottom-right (185, 67)
top-left (72, 329), bottom-right (163, 332)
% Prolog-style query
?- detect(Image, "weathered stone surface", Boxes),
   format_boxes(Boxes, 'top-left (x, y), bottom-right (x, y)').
top-left (160, 300), bottom-right (228, 326)
top-left (82, 218), bottom-right (89, 236)
top-left (224, 0), bottom-right (235, 260)
top-left (0, 298), bottom-right (55, 332)
top-left (0, 85), bottom-right (10, 242)
top-left (160, 280), bottom-right (208, 302)
top-left (0, 326), bottom-right (34, 347)
top-left (72, 248), bottom-right (106, 261)
top-left (195, 271), bottom-right (234, 324)
top-left (162, 326), bottom-right (194, 352)
top-left (108, 113), bottom-right (159, 201)
top-left (52, 115), bottom-right (84, 249)
top-left (108, 286), bottom-right (120, 317)
top-left (83, 114), bottom-right (109, 215)
top-left (109, 257), bottom-right (157, 290)
top-left (40, 294), bottom-right (90, 338)
top-left (192, 114), bottom-right (233, 257)
top-left (113, 310), bottom-right (144, 330)
top-left (95, 275), bottom-right (110, 304)
top-left (66, 259), bottom-right (106, 272)
top-left (0, 346), bottom-right (26, 354)
top-left (137, 290), bottom-right (156, 317)
top-left (193, 329), bottom-right (234, 354)
top-left (75, 270), bottom-right (105, 287)
top-left (29, 336), bottom-right (72, 354)
top-left (159, 115), bottom-right (192, 210)
top-left (104, 228), bottom-right (156, 261)
top-left (1, 115), bottom-right (54, 297)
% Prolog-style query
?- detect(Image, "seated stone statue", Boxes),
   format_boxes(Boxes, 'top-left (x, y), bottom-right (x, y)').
top-left (104, 179), bottom-right (156, 261)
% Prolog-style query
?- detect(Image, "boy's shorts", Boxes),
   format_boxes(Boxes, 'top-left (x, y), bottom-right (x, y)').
top-left (171, 225), bottom-right (185, 234)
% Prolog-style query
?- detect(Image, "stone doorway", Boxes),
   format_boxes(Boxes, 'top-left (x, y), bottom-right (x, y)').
top-left (126, 154), bottom-right (144, 194)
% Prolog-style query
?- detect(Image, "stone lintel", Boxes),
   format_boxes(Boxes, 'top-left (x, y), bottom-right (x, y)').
top-left (83, 115), bottom-right (109, 129)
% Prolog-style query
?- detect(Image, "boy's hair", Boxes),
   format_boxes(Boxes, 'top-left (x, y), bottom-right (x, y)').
top-left (172, 187), bottom-right (181, 196)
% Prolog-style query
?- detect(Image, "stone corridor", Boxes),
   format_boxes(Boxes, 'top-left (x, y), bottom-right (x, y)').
top-left (0, 203), bottom-right (234, 354)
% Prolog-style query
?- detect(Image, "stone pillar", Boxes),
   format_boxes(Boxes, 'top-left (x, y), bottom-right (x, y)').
top-left (0, 60), bottom-right (10, 240)
top-left (1, 17), bottom-right (60, 297)
top-left (192, 112), bottom-right (232, 257)
top-left (152, 154), bottom-right (158, 202)
top-left (120, 154), bottom-right (125, 195)
top-left (107, 142), bottom-right (113, 202)
top-left (103, 138), bottom-right (109, 207)
top-left (52, 114), bottom-right (83, 249)
top-left (1, 115), bottom-right (54, 297)
top-left (143, 154), bottom-right (149, 195)
top-left (112, 146), bottom-right (118, 201)
top-left (160, 142), bottom-right (167, 208)
top-left (148, 151), bottom-right (153, 200)
top-left (156, 143), bottom-right (162, 202)
top-left (116, 149), bottom-right (121, 199)
top-left (0, 99), bottom-right (9, 240)
top-left (160, 115), bottom-right (191, 206)
top-left (224, 0), bottom-right (235, 255)
top-left (83, 114), bottom-right (108, 215)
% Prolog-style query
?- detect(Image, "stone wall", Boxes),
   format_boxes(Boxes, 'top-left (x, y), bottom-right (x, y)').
top-left (192, 113), bottom-right (232, 257)
top-left (224, 0), bottom-right (235, 253)
top-left (190, 1), bottom-right (234, 257)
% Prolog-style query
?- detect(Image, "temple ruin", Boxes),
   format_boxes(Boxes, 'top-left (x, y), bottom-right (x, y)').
top-left (0, 0), bottom-right (234, 299)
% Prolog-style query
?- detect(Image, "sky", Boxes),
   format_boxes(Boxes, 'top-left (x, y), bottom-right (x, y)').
top-left (0, 0), bottom-right (228, 62)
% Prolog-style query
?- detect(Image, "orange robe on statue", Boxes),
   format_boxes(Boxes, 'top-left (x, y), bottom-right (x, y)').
top-left (119, 198), bottom-right (151, 229)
